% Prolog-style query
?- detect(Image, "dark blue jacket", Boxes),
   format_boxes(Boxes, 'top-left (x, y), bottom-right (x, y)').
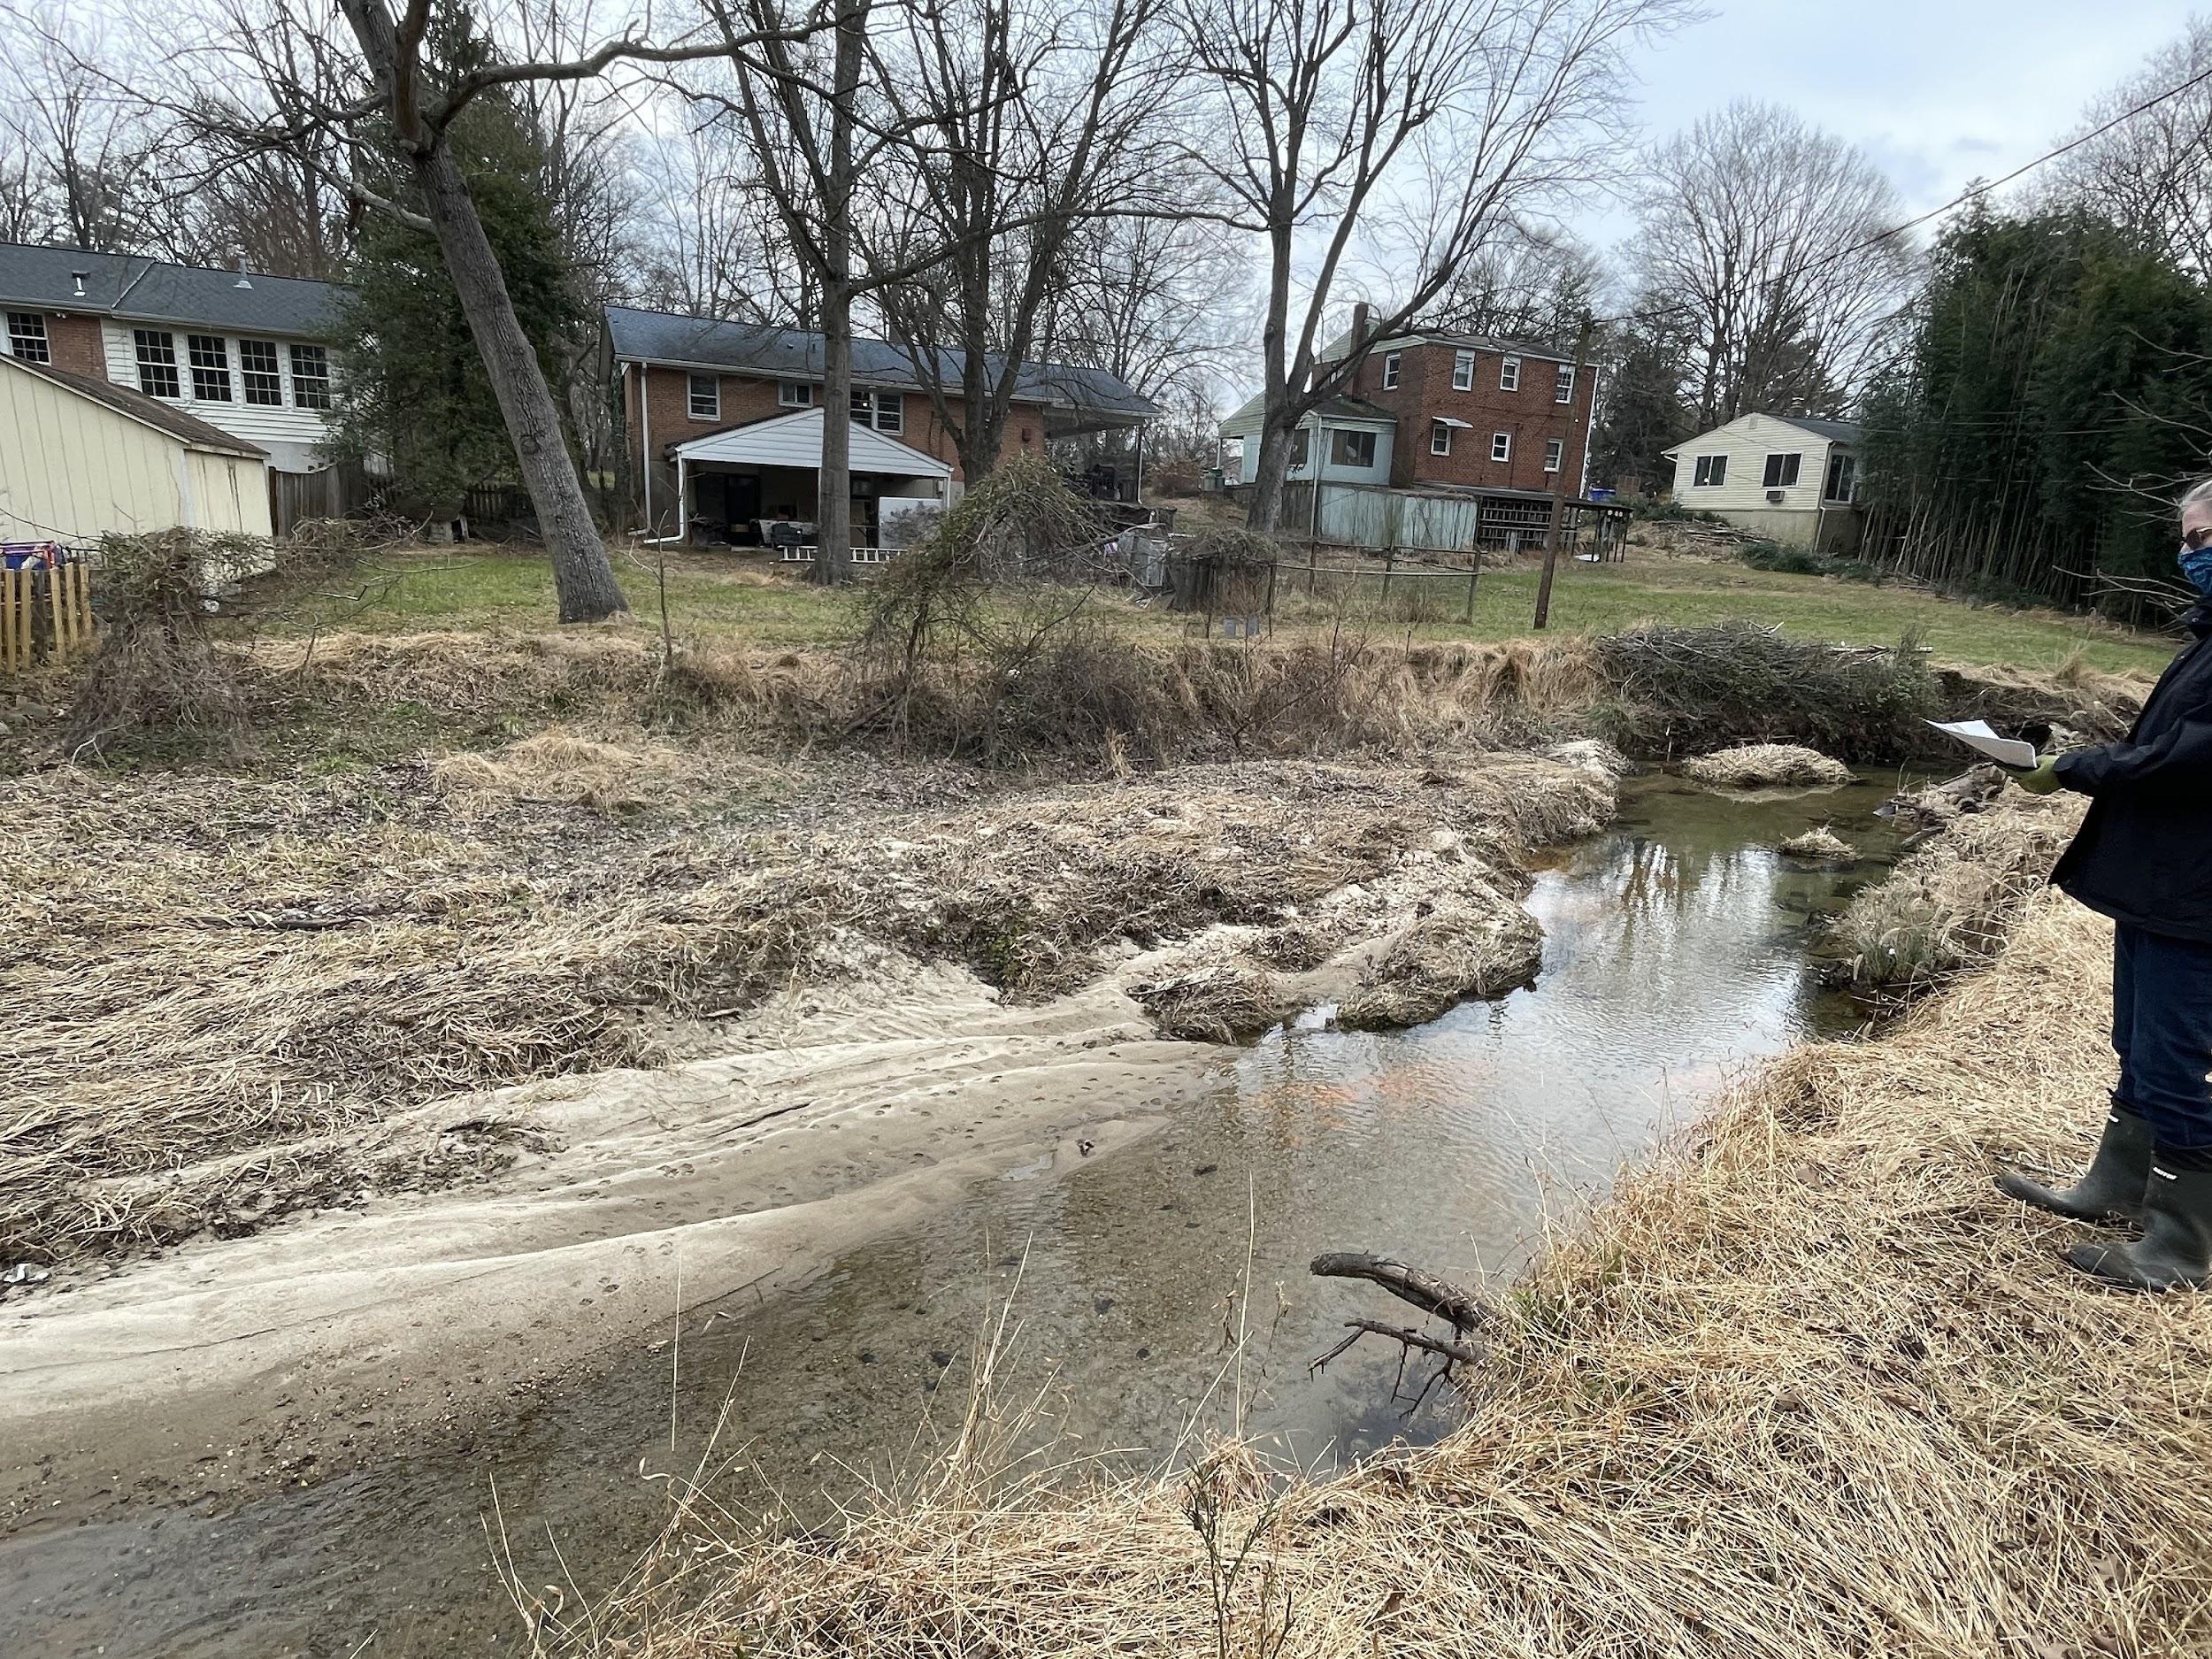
top-left (2053, 602), bottom-right (2212, 943)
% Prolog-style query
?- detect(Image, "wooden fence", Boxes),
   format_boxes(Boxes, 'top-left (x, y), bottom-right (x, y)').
top-left (0, 561), bottom-right (94, 674)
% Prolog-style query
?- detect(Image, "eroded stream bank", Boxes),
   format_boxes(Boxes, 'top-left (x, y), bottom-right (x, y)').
top-left (2, 772), bottom-right (1915, 1658)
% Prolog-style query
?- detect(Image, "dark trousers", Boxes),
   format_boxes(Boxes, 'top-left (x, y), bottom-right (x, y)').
top-left (2113, 923), bottom-right (2212, 1159)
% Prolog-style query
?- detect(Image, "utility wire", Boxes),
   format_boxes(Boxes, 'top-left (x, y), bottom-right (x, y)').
top-left (1594, 57), bottom-right (2212, 335)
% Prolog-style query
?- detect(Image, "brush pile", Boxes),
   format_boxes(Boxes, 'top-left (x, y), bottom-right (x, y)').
top-left (572, 816), bottom-right (2212, 1659)
top-left (1683, 742), bottom-right (1855, 789)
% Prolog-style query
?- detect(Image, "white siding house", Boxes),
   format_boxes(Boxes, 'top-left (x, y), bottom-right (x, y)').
top-left (1663, 412), bottom-right (1863, 552)
top-left (1217, 394), bottom-right (1396, 488)
top-left (99, 319), bottom-right (335, 472)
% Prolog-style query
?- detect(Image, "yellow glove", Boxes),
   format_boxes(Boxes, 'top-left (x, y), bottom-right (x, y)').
top-left (2013, 757), bottom-right (2062, 795)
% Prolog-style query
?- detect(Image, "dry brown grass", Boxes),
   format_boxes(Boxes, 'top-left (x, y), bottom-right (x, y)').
top-left (1336, 887), bottom-right (1543, 1029)
top-left (431, 726), bottom-right (688, 813)
top-left (1683, 741), bottom-right (1855, 788)
top-left (1837, 792), bottom-right (2085, 993)
top-left (562, 833), bottom-right (2212, 1659)
top-left (1779, 826), bottom-right (1858, 861)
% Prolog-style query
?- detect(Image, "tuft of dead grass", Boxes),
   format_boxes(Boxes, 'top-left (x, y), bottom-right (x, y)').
top-left (1336, 886), bottom-right (1543, 1029)
top-left (565, 818), bottom-right (2212, 1659)
top-left (432, 726), bottom-right (687, 813)
top-left (1778, 826), bottom-right (1858, 861)
top-left (1684, 741), bottom-right (1854, 789)
top-left (1836, 791), bottom-right (2084, 994)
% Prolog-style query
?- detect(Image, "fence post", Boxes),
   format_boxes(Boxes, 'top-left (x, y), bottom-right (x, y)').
top-left (1463, 557), bottom-right (1479, 626)
top-left (1381, 546), bottom-right (1394, 600)
top-left (1265, 560), bottom-right (1278, 629)
top-left (1307, 538), bottom-right (1317, 595)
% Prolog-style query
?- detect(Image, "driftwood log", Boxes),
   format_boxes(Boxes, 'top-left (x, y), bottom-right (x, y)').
top-left (1308, 1252), bottom-right (1496, 1409)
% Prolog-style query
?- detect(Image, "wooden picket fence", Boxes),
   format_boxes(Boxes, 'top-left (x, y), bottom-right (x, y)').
top-left (0, 561), bottom-right (95, 674)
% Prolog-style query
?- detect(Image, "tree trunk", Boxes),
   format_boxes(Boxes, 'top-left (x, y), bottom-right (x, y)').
top-left (811, 0), bottom-right (866, 586)
top-left (1246, 423), bottom-right (1287, 534)
top-left (337, 0), bottom-right (627, 623)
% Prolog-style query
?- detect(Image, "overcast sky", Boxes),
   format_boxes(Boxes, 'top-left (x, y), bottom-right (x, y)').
top-left (1586, 0), bottom-right (2188, 243)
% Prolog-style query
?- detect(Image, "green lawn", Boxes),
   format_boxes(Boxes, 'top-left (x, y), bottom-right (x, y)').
top-left (242, 543), bottom-right (2181, 678)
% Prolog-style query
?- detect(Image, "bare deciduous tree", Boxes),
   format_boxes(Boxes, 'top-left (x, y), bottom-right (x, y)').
top-left (1630, 100), bottom-right (1914, 430)
top-left (0, 12), bottom-right (165, 252)
top-left (2043, 17), bottom-right (2212, 280)
top-left (1183, 0), bottom-right (1682, 532)
top-left (1425, 225), bottom-right (1602, 349)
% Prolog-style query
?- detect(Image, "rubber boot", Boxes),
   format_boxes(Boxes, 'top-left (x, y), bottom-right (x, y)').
top-left (2064, 1164), bottom-right (2212, 1292)
top-left (1995, 1107), bottom-right (2153, 1224)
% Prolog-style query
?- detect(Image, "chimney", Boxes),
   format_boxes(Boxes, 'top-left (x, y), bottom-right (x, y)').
top-left (234, 254), bottom-right (253, 290)
top-left (1350, 301), bottom-right (1371, 344)
top-left (70, 270), bottom-right (87, 298)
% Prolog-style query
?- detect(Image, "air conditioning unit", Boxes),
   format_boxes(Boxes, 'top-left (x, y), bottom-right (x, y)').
top-left (1764, 488), bottom-right (1785, 504)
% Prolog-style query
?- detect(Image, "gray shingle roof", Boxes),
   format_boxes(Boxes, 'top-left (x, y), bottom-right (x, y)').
top-left (1770, 413), bottom-right (1861, 444)
top-left (1218, 391), bottom-right (1398, 432)
top-left (603, 304), bottom-right (1159, 420)
top-left (0, 242), bottom-right (342, 337)
top-left (4, 353), bottom-right (266, 455)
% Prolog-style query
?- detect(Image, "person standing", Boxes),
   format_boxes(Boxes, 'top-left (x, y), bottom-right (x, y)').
top-left (1997, 479), bottom-right (2212, 1291)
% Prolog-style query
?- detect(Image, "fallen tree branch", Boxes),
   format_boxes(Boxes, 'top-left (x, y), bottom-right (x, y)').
top-left (1310, 1317), bottom-right (1485, 1372)
top-left (1309, 1252), bottom-right (1494, 1333)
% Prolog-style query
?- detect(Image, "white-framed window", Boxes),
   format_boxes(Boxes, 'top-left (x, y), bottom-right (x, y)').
top-left (1824, 452), bottom-right (1856, 502)
top-left (1544, 437), bottom-right (1563, 473)
top-left (1287, 427), bottom-right (1310, 469)
top-left (1490, 431), bottom-right (1512, 464)
top-left (1693, 453), bottom-right (1727, 487)
top-left (1762, 452), bottom-right (1801, 488)
top-left (1555, 363), bottom-right (1576, 403)
top-left (188, 334), bottom-right (232, 402)
top-left (1452, 349), bottom-right (1474, 391)
top-left (134, 328), bottom-right (180, 399)
top-left (1499, 356), bottom-right (1520, 393)
top-left (1380, 351), bottom-right (1401, 390)
top-left (850, 388), bottom-right (903, 432)
top-left (1332, 428), bottom-right (1376, 468)
top-left (7, 311), bottom-right (49, 363)
top-left (1431, 420), bottom-right (1453, 456)
top-left (687, 373), bottom-right (719, 419)
top-left (239, 338), bottom-right (282, 405)
top-left (778, 380), bottom-right (812, 407)
top-left (288, 343), bottom-right (332, 410)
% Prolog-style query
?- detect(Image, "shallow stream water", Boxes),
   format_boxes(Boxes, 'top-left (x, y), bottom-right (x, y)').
top-left (3, 770), bottom-right (1917, 1657)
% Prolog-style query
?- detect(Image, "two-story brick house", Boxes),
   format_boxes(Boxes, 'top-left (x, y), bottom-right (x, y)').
top-left (1220, 304), bottom-right (1601, 547)
top-left (603, 305), bottom-right (1157, 547)
top-left (0, 242), bottom-right (345, 491)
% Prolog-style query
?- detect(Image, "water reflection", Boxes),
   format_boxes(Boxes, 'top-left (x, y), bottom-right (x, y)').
top-left (1, 773), bottom-right (1909, 1659)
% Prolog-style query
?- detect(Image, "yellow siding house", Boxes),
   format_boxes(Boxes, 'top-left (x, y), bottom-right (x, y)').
top-left (0, 350), bottom-right (272, 544)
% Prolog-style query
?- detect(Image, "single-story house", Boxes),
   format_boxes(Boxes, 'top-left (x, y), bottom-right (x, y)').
top-left (601, 305), bottom-right (1159, 547)
top-left (0, 350), bottom-right (272, 543)
top-left (1662, 412), bottom-right (1863, 553)
top-left (1217, 395), bottom-right (1397, 490)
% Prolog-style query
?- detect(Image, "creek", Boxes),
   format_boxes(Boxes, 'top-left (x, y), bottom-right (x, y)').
top-left (1, 769), bottom-right (1916, 1657)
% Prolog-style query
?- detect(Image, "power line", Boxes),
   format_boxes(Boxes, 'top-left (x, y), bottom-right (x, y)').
top-left (1595, 57), bottom-right (2212, 334)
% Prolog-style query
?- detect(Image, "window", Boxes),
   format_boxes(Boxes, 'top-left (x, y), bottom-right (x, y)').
top-left (188, 334), bottom-right (232, 401)
top-left (7, 311), bottom-right (48, 363)
top-left (1331, 428), bottom-right (1376, 468)
top-left (1762, 452), bottom-right (1801, 489)
top-left (1499, 356), bottom-right (1520, 392)
top-left (1431, 420), bottom-right (1453, 456)
top-left (134, 328), bottom-right (180, 399)
top-left (1288, 427), bottom-right (1310, 469)
top-left (1380, 351), bottom-right (1401, 390)
top-left (778, 380), bottom-right (812, 407)
top-left (1490, 431), bottom-right (1512, 464)
top-left (1452, 350), bottom-right (1474, 391)
top-left (1693, 453), bottom-right (1727, 488)
top-left (1824, 452), bottom-right (1857, 502)
top-left (1544, 438), bottom-right (1563, 473)
top-left (687, 373), bottom-right (719, 419)
top-left (239, 339), bottom-right (282, 405)
top-left (1555, 363), bottom-right (1576, 403)
top-left (288, 343), bottom-right (332, 409)
top-left (849, 388), bottom-right (904, 432)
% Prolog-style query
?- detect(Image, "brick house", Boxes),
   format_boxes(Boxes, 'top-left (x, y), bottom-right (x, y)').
top-left (603, 305), bottom-right (1156, 547)
top-left (1219, 304), bottom-right (1603, 548)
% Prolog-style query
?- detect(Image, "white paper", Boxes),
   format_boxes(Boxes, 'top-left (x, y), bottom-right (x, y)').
top-left (1924, 718), bottom-right (2039, 770)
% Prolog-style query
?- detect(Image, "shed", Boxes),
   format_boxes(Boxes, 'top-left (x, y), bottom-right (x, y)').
top-left (1661, 412), bottom-right (1862, 553)
top-left (0, 351), bottom-right (272, 545)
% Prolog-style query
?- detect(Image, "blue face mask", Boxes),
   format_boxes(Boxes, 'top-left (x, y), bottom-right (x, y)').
top-left (2182, 541), bottom-right (2212, 598)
